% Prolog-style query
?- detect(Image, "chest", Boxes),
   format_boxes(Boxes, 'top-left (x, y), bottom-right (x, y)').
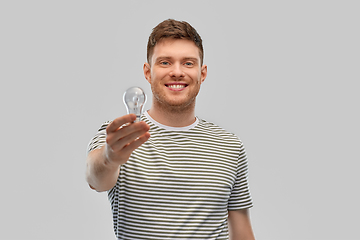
top-left (120, 134), bottom-right (239, 202)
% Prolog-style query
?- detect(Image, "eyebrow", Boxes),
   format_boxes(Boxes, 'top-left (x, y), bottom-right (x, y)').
top-left (183, 57), bottom-right (199, 62)
top-left (155, 56), bottom-right (199, 63)
top-left (155, 56), bottom-right (172, 61)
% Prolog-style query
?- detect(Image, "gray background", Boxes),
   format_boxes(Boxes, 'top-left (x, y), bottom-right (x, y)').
top-left (1, 1), bottom-right (359, 240)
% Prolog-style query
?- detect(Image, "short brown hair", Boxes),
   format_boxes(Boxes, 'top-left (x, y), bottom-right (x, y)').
top-left (147, 19), bottom-right (204, 65)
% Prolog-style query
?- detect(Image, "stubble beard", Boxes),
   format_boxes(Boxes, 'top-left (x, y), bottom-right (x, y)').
top-left (151, 86), bottom-right (199, 114)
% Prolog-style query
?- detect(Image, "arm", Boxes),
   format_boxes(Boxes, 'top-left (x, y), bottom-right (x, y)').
top-left (86, 147), bottom-right (120, 192)
top-left (86, 114), bottom-right (150, 192)
top-left (228, 209), bottom-right (255, 240)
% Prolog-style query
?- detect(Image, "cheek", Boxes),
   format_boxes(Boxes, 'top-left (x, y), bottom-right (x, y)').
top-left (191, 68), bottom-right (202, 79)
top-left (152, 70), bottom-right (167, 82)
top-left (193, 72), bottom-right (203, 84)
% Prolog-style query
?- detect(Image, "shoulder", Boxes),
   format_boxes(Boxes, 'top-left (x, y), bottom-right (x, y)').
top-left (87, 121), bottom-right (111, 153)
top-left (196, 118), bottom-right (243, 146)
top-left (98, 121), bottom-right (112, 131)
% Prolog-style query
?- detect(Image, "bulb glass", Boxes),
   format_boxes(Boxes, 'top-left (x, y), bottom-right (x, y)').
top-left (123, 87), bottom-right (146, 122)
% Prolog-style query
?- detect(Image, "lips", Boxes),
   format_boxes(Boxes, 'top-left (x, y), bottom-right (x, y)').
top-left (165, 83), bottom-right (188, 90)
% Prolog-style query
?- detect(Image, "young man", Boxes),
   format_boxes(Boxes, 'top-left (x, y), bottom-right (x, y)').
top-left (86, 19), bottom-right (255, 240)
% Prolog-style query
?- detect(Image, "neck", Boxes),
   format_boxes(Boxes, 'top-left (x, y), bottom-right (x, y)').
top-left (148, 101), bottom-right (196, 127)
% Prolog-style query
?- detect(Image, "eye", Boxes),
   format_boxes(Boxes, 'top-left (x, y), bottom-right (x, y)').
top-left (160, 61), bottom-right (170, 65)
top-left (184, 62), bottom-right (194, 66)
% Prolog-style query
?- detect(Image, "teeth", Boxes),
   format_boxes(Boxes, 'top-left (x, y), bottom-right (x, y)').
top-left (168, 85), bottom-right (186, 89)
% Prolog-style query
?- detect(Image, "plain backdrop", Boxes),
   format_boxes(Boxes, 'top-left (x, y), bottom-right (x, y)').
top-left (1, 1), bottom-right (359, 240)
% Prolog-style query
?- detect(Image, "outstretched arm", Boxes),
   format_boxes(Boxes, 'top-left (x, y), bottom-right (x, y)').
top-left (86, 114), bottom-right (150, 192)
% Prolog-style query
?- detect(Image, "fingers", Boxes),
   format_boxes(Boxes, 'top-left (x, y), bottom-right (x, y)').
top-left (106, 114), bottom-right (147, 145)
top-left (115, 121), bottom-right (149, 141)
top-left (108, 122), bottom-right (150, 152)
top-left (106, 114), bottom-right (136, 133)
top-left (121, 132), bottom-right (151, 156)
top-left (104, 114), bottom-right (150, 165)
top-left (106, 114), bottom-right (150, 148)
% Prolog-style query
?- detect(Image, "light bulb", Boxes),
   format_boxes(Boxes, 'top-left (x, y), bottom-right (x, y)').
top-left (123, 87), bottom-right (147, 122)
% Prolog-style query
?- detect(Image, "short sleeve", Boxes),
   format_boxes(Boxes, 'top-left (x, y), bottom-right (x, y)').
top-left (228, 142), bottom-right (253, 210)
top-left (87, 121), bottom-right (111, 154)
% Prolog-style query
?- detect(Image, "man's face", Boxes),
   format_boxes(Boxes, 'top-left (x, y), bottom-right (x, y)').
top-left (144, 39), bottom-right (207, 112)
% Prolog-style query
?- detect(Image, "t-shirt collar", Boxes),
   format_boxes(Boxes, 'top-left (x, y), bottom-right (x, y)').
top-left (144, 111), bottom-right (199, 131)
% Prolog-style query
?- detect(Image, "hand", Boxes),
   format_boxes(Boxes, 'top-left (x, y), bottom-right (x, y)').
top-left (104, 114), bottom-right (150, 166)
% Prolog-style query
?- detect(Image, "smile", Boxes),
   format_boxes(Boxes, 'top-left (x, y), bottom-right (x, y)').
top-left (165, 84), bottom-right (188, 90)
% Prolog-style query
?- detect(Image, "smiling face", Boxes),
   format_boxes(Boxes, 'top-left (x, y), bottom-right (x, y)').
top-left (144, 38), bottom-right (207, 113)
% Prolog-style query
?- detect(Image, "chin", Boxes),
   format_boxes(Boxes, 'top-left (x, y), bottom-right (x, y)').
top-left (165, 99), bottom-right (196, 112)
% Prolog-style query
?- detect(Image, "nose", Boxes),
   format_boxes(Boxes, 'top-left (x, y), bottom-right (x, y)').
top-left (169, 63), bottom-right (185, 79)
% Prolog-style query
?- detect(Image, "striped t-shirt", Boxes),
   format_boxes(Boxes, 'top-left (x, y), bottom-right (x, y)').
top-left (87, 111), bottom-right (253, 240)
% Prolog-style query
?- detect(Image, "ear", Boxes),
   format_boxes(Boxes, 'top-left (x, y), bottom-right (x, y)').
top-left (200, 64), bottom-right (207, 84)
top-left (143, 62), bottom-right (151, 83)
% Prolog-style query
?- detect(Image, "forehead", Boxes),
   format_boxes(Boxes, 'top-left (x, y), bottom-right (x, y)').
top-left (151, 39), bottom-right (201, 61)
